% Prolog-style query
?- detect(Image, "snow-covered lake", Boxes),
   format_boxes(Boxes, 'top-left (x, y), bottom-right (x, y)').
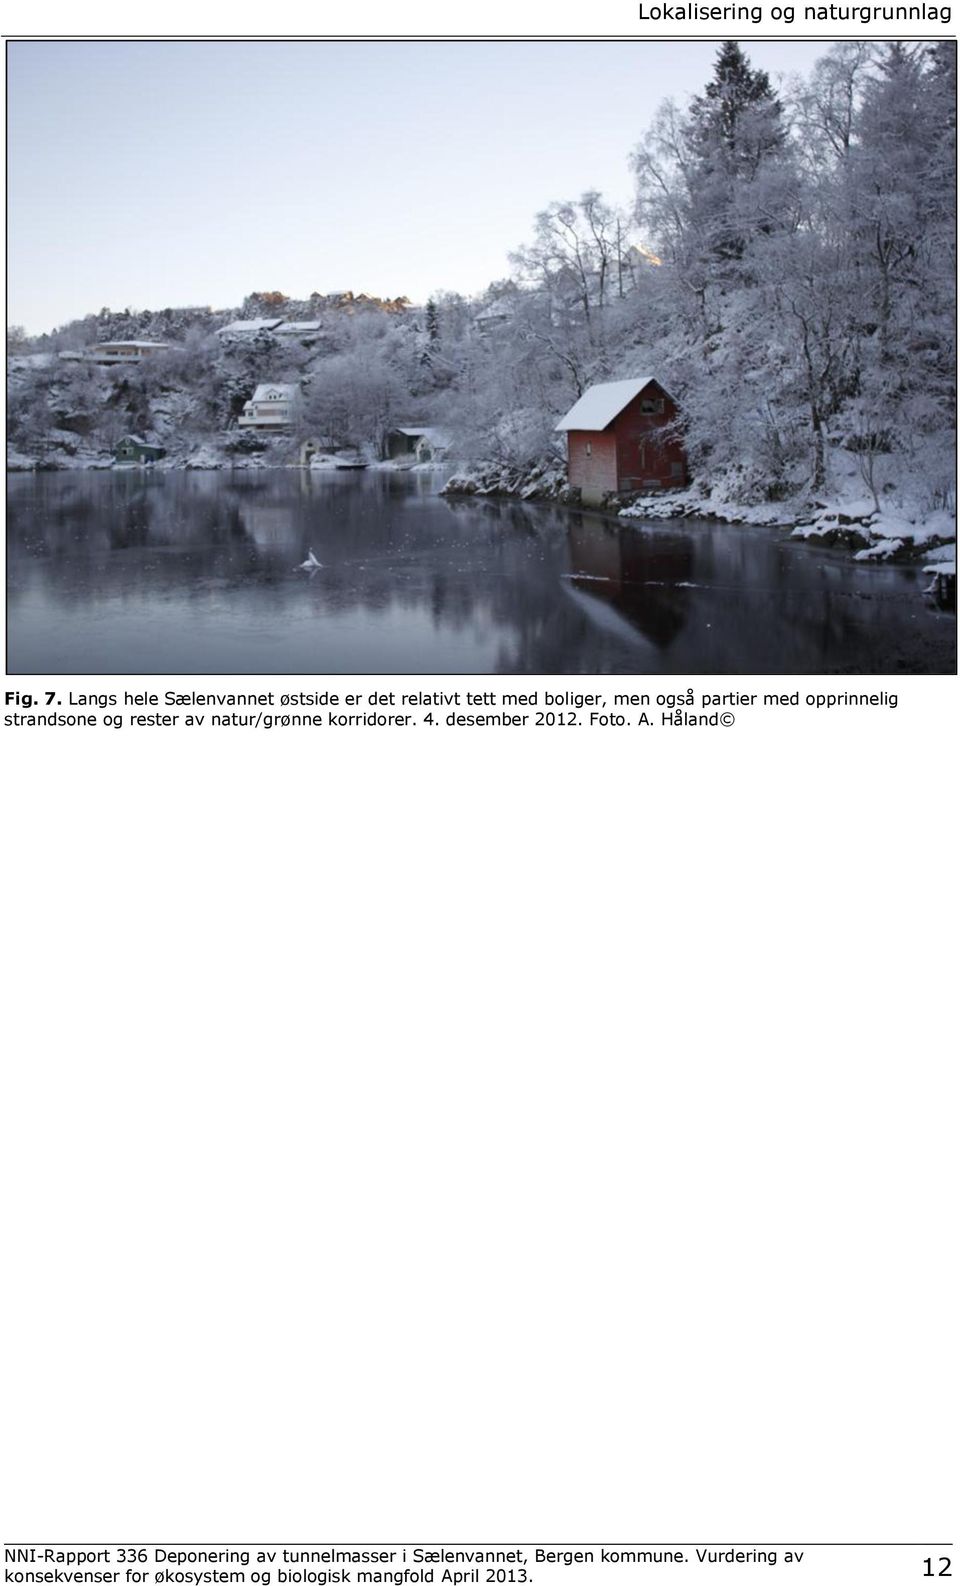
top-left (7, 470), bottom-right (956, 675)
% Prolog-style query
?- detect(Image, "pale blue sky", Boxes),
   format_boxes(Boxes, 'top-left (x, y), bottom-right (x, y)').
top-left (8, 40), bottom-right (828, 333)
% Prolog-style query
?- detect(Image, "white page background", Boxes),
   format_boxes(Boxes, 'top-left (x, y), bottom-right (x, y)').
top-left (1, 2), bottom-right (956, 1573)
top-left (2, 672), bottom-right (954, 1545)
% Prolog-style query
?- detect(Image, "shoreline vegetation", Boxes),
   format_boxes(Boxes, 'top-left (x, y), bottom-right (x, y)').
top-left (8, 43), bottom-right (955, 573)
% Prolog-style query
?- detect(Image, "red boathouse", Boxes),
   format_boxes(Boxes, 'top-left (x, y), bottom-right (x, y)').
top-left (556, 377), bottom-right (687, 505)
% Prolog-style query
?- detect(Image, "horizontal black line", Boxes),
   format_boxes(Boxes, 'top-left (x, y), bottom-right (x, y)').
top-left (3, 33), bottom-right (952, 39)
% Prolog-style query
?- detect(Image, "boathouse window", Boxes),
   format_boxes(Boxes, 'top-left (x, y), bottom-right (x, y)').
top-left (585, 441), bottom-right (592, 456)
top-left (640, 398), bottom-right (664, 414)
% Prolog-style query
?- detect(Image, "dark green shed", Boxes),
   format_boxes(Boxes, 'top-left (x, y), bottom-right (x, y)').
top-left (115, 435), bottom-right (166, 463)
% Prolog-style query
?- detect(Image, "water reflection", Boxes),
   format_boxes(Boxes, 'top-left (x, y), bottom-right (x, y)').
top-left (7, 469), bottom-right (955, 674)
top-left (566, 515), bottom-right (695, 649)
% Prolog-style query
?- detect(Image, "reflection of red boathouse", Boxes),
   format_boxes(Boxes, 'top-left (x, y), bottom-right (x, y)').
top-left (565, 518), bottom-right (695, 650)
top-left (557, 378), bottom-right (687, 505)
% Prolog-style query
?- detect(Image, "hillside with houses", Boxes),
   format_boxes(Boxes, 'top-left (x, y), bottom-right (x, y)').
top-left (7, 288), bottom-right (451, 473)
top-left (7, 42), bottom-right (956, 562)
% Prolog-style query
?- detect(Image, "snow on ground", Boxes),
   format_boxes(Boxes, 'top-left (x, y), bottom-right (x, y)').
top-left (8, 353), bottom-right (57, 371)
top-left (853, 538), bottom-right (905, 561)
top-left (620, 480), bottom-right (796, 526)
top-left (619, 468), bottom-right (955, 562)
top-left (442, 460), bottom-right (571, 501)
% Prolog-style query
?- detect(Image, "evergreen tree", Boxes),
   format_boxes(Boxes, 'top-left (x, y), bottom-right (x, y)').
top-left (687, 42), bottom-right (786, 262)
top-left (690, 42), bottom-right (783, 162)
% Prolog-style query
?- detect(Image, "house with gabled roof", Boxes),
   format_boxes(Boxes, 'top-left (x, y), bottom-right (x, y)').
top-left (238, 383), bottom-right (300, 430)
top-left (556, 377), bottom-right (686, 503)
top-left (385, 425), bottom-right (451, 463)
top-left (114, 434), bottom-right (166, 463)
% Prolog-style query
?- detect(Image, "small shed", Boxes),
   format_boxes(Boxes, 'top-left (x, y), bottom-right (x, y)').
top-left (114, 435), bottom-right (166, 463)
top-left (556, 377), bottom-right (686, 504)
top-left (386, 426), bottom-right (450, 463)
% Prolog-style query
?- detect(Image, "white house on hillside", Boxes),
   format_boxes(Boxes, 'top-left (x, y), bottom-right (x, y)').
top-left (475, 297), bottom-right (515, 336)
top-left (86, 340), bottom-right (171, 364)
top-left (216, 318), bottom-right (323, 344)
top-left (238, 383), bottom-right (300, 429)
top-left (217, 318), bottom-right (285, 340)
top-left (276, 320), bottom-right (324, 343)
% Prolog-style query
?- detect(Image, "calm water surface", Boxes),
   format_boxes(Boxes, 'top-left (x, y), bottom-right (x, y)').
top-left (7, 469), bottom-right (955, 674)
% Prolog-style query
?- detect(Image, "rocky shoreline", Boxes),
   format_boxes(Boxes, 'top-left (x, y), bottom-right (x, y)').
top-left (440, 464), bottom-right (956, 566)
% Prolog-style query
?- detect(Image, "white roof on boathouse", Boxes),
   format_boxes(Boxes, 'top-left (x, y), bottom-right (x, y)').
top-left (556, 378), bottom-right (666, 432)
